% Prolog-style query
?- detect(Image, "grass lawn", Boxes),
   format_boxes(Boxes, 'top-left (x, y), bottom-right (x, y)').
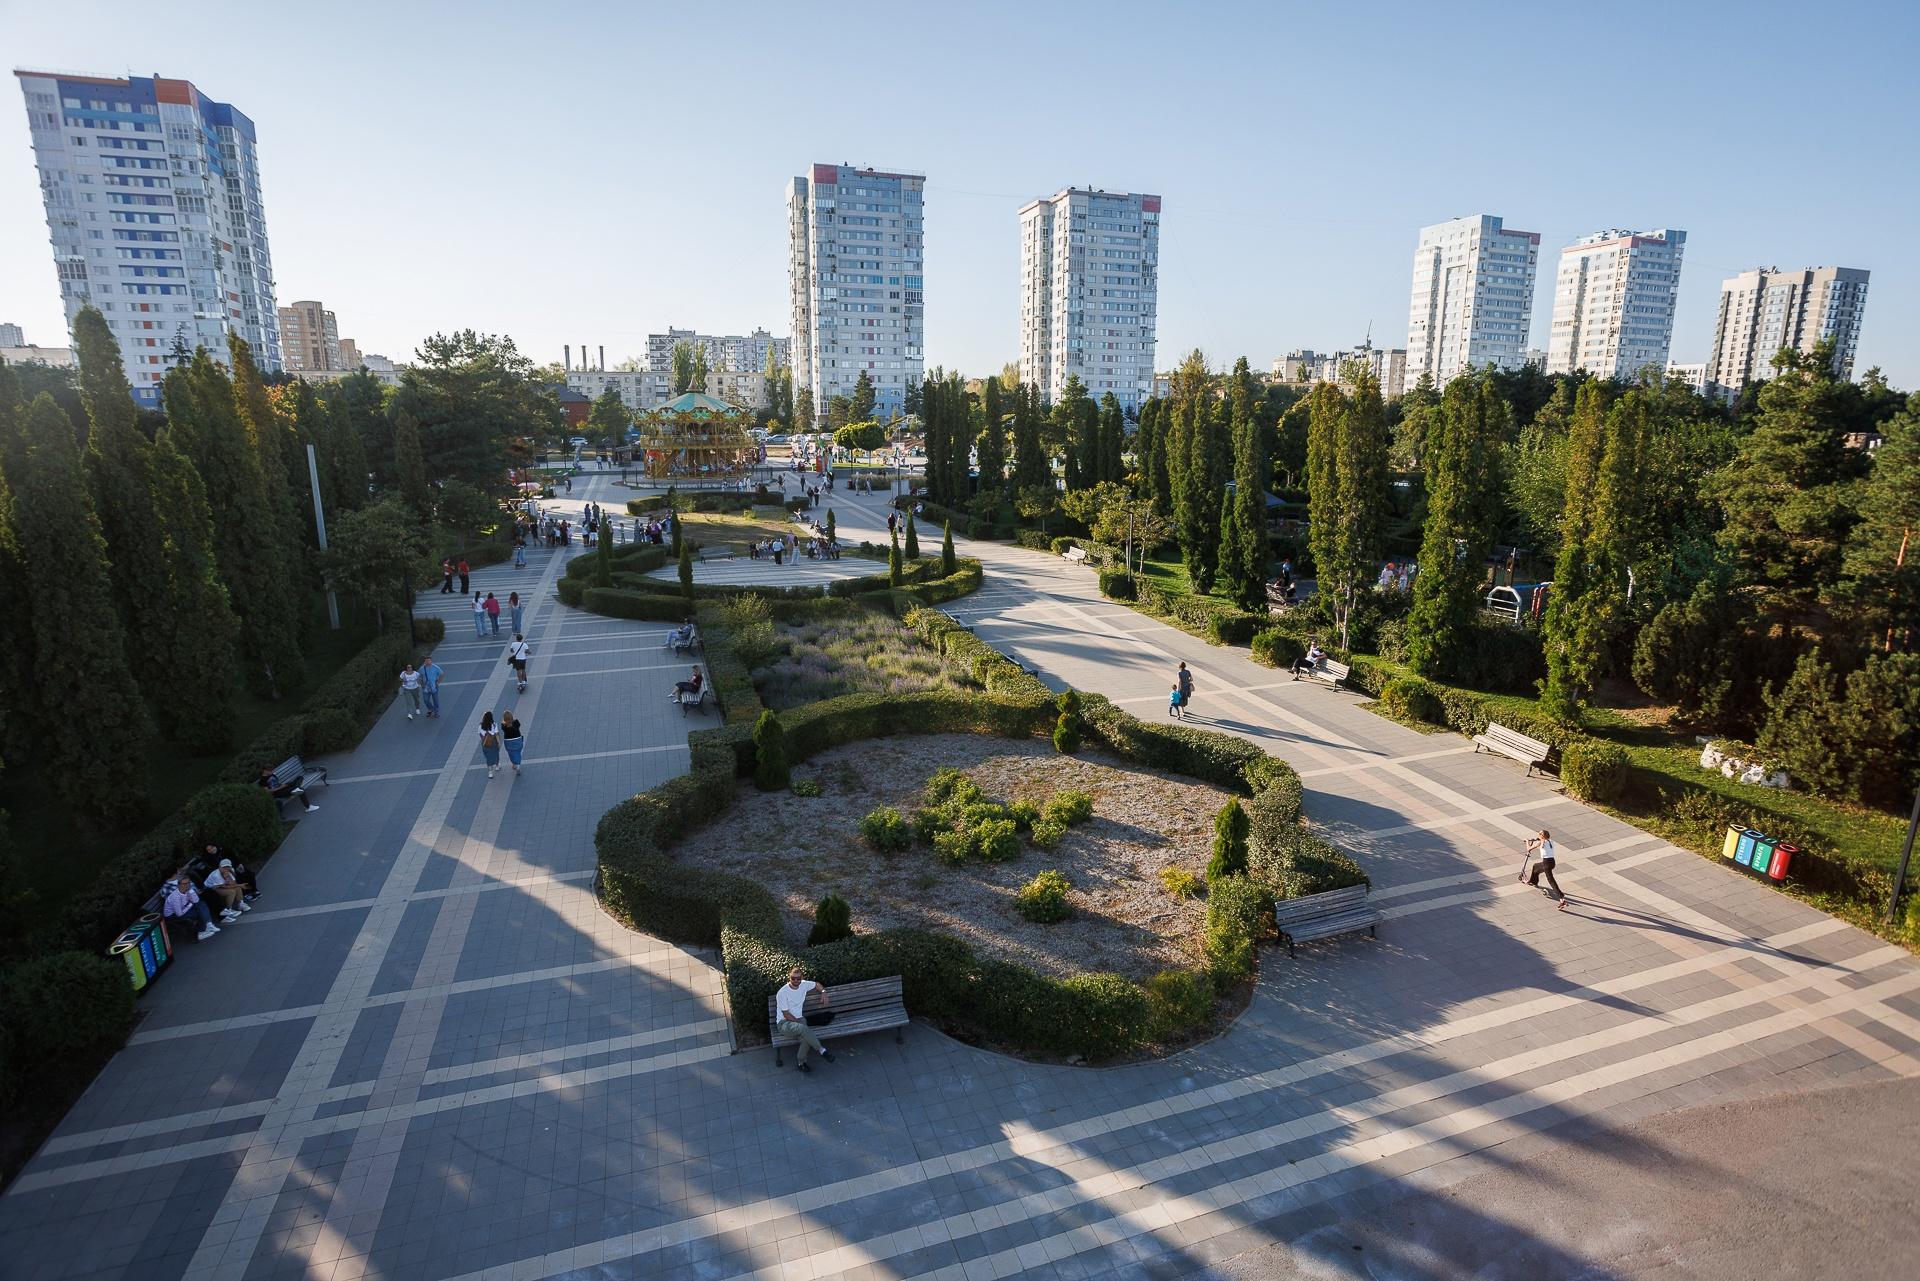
top-left (752, 611), bottom-right (981, 710)
top-left (0, 604), bottom-right (381, 918)
top-left (678, 508), bottom-right (806, 549)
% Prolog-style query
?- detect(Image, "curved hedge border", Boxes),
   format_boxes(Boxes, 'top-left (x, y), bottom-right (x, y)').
top-left (593, 686), bottom-right (1356, 1062)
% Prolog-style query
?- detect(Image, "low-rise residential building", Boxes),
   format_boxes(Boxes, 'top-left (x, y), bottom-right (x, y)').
top-left (0, 343), bottom-right (76, 367)
top-left (1271, 341), bottom-right (1406, 398)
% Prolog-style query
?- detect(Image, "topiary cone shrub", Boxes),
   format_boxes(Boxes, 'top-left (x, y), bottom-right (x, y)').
top-left (888, 529), bottom-right (903, 587)
top-left (1053, 688), bottom-right (1084, 754)
top-left (752, 710), bottom-right (791, 791)
top-left (941, 521), bottom-right (957, 576)
top-left (1208, 798), bottom-right (1250, 881)
top-left (807, 893), bottom-right (852, 946)
top-left (678, 541), bottom-right (694, 599)
top-left (904, 512), bottom-right (920, 559)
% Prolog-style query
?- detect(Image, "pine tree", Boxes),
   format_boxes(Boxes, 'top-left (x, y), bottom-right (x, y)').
top-left (1012, 383), bottom-right (1049, 490)
top-left (1100, 393), bottom-right (1126, 486)
top-left (941, 520), bottom-right (957, 576)
top-left (1405, 375), bottom-right (1503, 679)
top-left (825, 508), bottom-right (836, 542)
top-left (229, 332), bottom-right (311, 594)
top-left (904, 510), bottom-right (920, 560)
top-left (946, 376), bottom-right (972, 503)
top-left (0, 367), bottom-right (44, 757)
top-left (888, 528), bottom-right (903, 586)
top-left (921, 375), bottom-right (946, 502)
top-left (392, 408), bottom-right (431, 520)
top-left (1841, 392), bottom-right (1920, 652)
top-left (1221, 386), bottom-right (1272, 613)
top-left (1176, 398), bottom-right (1229, 595)
top-left (977, 376), bottom-right (1006, 492)
top-left (1139, 396), bottom-right (1173, 514)
top-left (7, 394), bottom-right (153, 821)
top-left (1306, 373), bottom-right (1389, 652)
top-left (849, 370), bottom-right (876, 424)
top-left (1056, 376), bottom-right (1094, 492)
top-left (1304, 382), bottom-right (1343, 608)
top-left (166, 352), bottom-right (306, 697)
top-left (149, 429), bottom-right (241, 751)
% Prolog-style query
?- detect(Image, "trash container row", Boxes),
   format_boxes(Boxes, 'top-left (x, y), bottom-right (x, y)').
top-left (1722, 825), bottom-right (1795, 882)
top-left (108, 912), bottom-right (173, 992)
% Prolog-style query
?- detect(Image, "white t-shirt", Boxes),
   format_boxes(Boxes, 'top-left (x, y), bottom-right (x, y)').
top-left (205, 866), bottom-right (238, 890)
top-left (1536, 838), bottom-right (1557, 861)
top-left (509, 641), bottom-right (531, 663)
top-left (775, 980), bottom-right (816, 1024)
top-left (400, 670), bottom-right (421, 690)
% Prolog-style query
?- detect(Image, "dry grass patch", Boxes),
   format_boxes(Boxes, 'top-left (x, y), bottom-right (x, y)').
top-left (753, 612), bottom-right (981, 709)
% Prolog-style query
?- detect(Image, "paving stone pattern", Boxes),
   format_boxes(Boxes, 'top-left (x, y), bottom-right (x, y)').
top-left (3, 477), bottom-right (1916, 1281)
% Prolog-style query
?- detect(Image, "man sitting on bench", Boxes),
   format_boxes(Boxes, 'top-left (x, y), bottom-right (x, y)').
top-left (666, 621), bottom-right (695, 649)
top-left (1292, 641), bottom-right (1326, 678)
top-left (774, 966), bottom-right (836, 1074)
top-left (672, 667), bottom-right (704, 699)
top-left (163, 874), bottom-right (229, 941)
top-left (257, 764), bottom-right (319, 813)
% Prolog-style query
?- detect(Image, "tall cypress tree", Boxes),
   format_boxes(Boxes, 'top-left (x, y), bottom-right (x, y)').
top-left (921, 375), bottom-right (946, 503)
top-left (1140, 397), bottom-right (1173, 513)
top-left (1012, 383), bottom-right (1049, 490)
top-left (1097, 393), bottom-right (1125, 486)
top-left (1221, 386), bottom-right (1272, 613)
top-left (392, 408), bottom-right (432, 520)
top-left (7, 394), bottom-right (153, 821)
top-left (167, 352), bottom-right (306, 697)
top-left (229, 333), bottom-right (310, 594)
top-left (150, 429), bottom-right (241, 751)
top-left (946, 376), bottom-right (971, 504)
top-left (1405, 375), bottom-right (1503, 678)
top-left (905, 510), bottom-right (920, 559)
top-left (1304, 382), bottom-right (1343, 605)
top-left (1175, 398), bottom-right (1227, 594)
top-left (976, 376), bottom-right (1006, 493)
top-left (0, 368), bottom-right (42, 756)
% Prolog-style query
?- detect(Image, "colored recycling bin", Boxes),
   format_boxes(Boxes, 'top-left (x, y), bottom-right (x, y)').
top-left (1749, 832), bottom-right (1778, 874)
top-left (110, 937), bottom-right (147, 992)
top-left (108, 913), bottom-right (173, 993)
top-left (1766, 843), bottom-right (1797, 881)
top-left (1722, 824), bottom-right (1747, 862)
top-left (1734, 829), bottom-right (1759, 868)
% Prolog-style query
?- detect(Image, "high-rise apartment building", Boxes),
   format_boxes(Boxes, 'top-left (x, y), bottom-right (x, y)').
top-left (1544, 228), bottom-right (1686, 379)
top-left (1406, 214), bottom-right (1540, 386)
top-left (1018, 188), bottom-right (1160, 410)
top-left (0, 323), bottom-right (23, 347)
top-left (1704, 266), bottom-right (1870, 392)
top-left (336, 337), bottom-right (361, 371)
top-left (15, 71), bottom-right (279, 404)
top-left (644, 327), bottom-right (789, 377)
top-left (279, 300), bottom-right (340, 372)
top-left (788, 163), bottom-right (924, 418)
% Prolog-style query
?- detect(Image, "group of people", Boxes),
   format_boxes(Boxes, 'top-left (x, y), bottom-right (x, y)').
top-left (1376, 559), bottom-right (1419, 594)
top-left (476, 710), bottom-right (527, 778)
top-left (1270, 558), bottom-right (1299, 608)
top-left (438, 557), bottom-right (471, 595)
top-left (160, 847), bottom-right (262, 942)
top-left (640, 516), bottom-right (675, 546)
top-left (1168, 661), bottom-right (1195, 718)
top-left (470, 591), bottom-right (525, 639)
top-left (398, 654), bottom-right (446, 719)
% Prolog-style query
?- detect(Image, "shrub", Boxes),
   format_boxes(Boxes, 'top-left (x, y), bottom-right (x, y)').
top-left (914, 805), bottom-right (954, 843)
top-left (1016, 870), bottom-right (1073, 922)
top-left (1204, 874), bottom-right (1268, 989)
top-left (411, 616), bottom-right (446, 644)
top-left (924, 767), bottom-right (983, 807)
top-left (1049, 536), bottom-right (1079, 554)
top-left (1015, 530), bottom-right (1053, 551)
top-left (974, 818), bottom-right (1024, 863)
top-left (752, 710), bottom-right (790, 791)
top-left (791, 778), bottom-right (823, 797)
top-left (1053, 688), bottom-right (1085, 754)
top-left (1378, 676), bottom-right (1443, 724)
top-left (2, 952), bottom-right (135, 1071)
top-left (300, 707), bottom-right (360, 755)
top-left (1208, 799), bottom-right (1250, 881)
top-left (182, 783), bottom-right (282, 864)
top-left (1098, 571), bottom-right (1136, 601)
top-left (1043, 789), bottom-right (1095, 827)
top-left (1251, 828), bottom-right (1369, 901)
top-left (1029, 819), bottom-right (1067, 850)
top-left (1250, 629), bottom-right (1304, 670)
top-left (807, 894), bottom-right (852, 946)
top-left (1008, 799), bottom-right (1040, 831)
top-left (934, 828), bottom-right (975, 865)
top-left (1047, 972), bottom-right (1151, 1060)
top-left (1207, 611), bottom-right (1265, 647)
top-left (1144, 968), bottom-right (1214, 1039)
top-left (858, 806), bottom-right (912, 852)
top-left (580, 588), bottom-right (692, 620)
top-left (1159, 866), bottom-right (1203, 899)
top-left (1560, 740), bottom-right (1632, 803)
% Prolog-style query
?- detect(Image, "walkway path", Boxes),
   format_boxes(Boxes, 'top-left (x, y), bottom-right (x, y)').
top-left (2, 478), bottom-right (1916, 1281)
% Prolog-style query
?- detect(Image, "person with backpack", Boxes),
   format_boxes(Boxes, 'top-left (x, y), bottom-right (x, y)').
top-left (507, 634), bottom-right (531, 693)
top-left (500, 710), bottom-right (525, 775)
top-left (478, 711), bottom-right (502, 780)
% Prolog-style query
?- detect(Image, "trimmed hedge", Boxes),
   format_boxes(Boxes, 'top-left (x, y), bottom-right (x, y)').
top-left (904, 607), bottom-right (1052, 700)
top-left (1248, 827), bottom-right (1370, 903)
top-left (411, 616), bottom-right (446, 644)
top-left (182, 784), bottom-right (282, 864)
top-left (1250, 628), bottom-right (1304, 670)
top-left (1378, 676), bottom-right (1443, 725)
top-left (1560, 740), bottom-right (1632, 803)
top-left (0, 952), bottom-right (136, 1104)
top-left (1099, 571), bottom-right (1137, 601)
top-left (581, 588), bottom-right (696, 621)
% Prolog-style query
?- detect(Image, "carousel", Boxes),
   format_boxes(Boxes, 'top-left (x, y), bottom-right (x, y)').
top-left (627, 391), bottom-right (758, 479)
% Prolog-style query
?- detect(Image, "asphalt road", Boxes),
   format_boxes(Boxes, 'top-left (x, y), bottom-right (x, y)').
top-left (1190, 1077), bottom-right (1920, 1281)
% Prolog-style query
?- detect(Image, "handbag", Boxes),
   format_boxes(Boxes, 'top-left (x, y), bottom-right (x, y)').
top-left (804, 1010), bottom-right (835, 1028)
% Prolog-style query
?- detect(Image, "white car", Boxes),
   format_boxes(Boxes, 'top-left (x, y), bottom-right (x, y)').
top-left (569, 436), bottom-right (588, 449)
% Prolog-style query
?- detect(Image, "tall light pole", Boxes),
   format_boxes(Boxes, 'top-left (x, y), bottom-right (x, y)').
top-left (1885, 786), bottom-right (1920, 929)
top-left (307, 443), bottom-right (340, 629)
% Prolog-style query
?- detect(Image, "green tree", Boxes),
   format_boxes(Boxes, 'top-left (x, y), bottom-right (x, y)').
top-left (1406, 375), bottom-right (1504, 680)
top-left (1220, 368), bottom-right (1273, 613)
top-left (752, 709), bottom-right (791, 790)
top-left (977, 377), bottom-right (1006, 491)
top-left (1012, 383), bottom-right (1050, 490)
top-left (1391, 370), bottom-right (1442, 471)
top-left (393, 330), bottom-right (555, 492)
top-left (391, 409), bottom-right (432, 520)
top-left (670, 340), bottom-right (695, 394)
top-left (888, 528), bottom-right (903, 586)
top-left (941, 520), bottom-right (956, 576)
top-left (1306, 374), bottom-right (1389, 651)
top-left (322, 495), bottom-right (430, 632)
top-left (946, 376), bottom-right (973, 504)
top-left (1271, 397), bottom-right (1310, 491)
top-left (1014, 484), bottom-right (1057, 536)
top-left (904, 511), bottom-right (920, 559)
top-left (435, 478), bottom-right (497, 549)
top-left (588, 386), bottom-right (629, 440)
top-left (826, 508), bottom-right (837, 543)
top-left (1208, 799), bottom-right (1250, 881)
top-left (1055, 376), bottom-right (1096, 491)
top-left (1174, 396), bottom-right (1230, 594)
top-left (834, 421), bottom-right (887, 456)
top-left (148, 429), bottom-right (240, 751)
top-left (849, 370), bottom-right (876, 424)
top-left (1097, 392), bottom-right (1126, 486)
top-left (2, 394), bottom-right (153, 821)
top-left (1841, 393), bottom-right (1920, 652)
top-left (229, 333), bottom-right (311, 595)
top-left (921, 375), bottom-right (947, 502)
top-left (678, 540), bottom-right (694, 598)
top-left (166, 351), bottom-right (306, 697)
top-left (793, 385), bottom-right (815, 434)
top-left (691, 344), bottom-right (709, 393)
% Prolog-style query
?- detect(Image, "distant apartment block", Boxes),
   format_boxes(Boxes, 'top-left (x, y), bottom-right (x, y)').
top-left (336, 337), bottom-right (361, 370)
top-left (1272, 341), bottom-right (1406, 399)
top-left (279, 300), bottom-right (340, 372)
top-left (0, 344), bottom-right (75, 368)
top-left (788, 163), bottom-right (924, 418)
top-left (1018, 187), bottom-right (1160, 410)
top-left (645, 327), bottom-right (789, 378)
top-left (1664, 361), bottom-right (1709, 395)
top-left (1545, 228), bottom-right (1686, 379)
top-left (1406, 214), bottom-right (1540, 386)
top-left (0, 323), bottom-right (23, 347)
top-left (15, 70), bottom-right (280, 404)
top-left (1705, 266), bottom-right (1870, 392)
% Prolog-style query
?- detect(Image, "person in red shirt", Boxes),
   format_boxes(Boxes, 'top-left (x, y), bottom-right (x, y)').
top-left (483, 591), bottom-right (501, 634)
top-left (458, 558), bottom-right (471, 594)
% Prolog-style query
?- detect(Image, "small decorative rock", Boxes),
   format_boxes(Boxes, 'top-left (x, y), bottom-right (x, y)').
top-left (1698, 741), bottom-right (1791, 790)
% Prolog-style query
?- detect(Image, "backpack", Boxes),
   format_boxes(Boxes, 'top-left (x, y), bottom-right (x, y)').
top-left (481, 730), bottom-right (499, 749)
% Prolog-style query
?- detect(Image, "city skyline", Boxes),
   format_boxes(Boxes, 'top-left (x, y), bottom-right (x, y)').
top-left (3, 1), bottom-right (1915, 388)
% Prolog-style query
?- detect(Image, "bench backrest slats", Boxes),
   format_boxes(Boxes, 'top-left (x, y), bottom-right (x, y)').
top-left (1484, 722), bottom-right (1550, 756)
top-left (1274, 884), bottom-right (1369, 922)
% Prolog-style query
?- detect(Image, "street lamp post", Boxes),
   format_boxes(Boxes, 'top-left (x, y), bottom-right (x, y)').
top-left (1885, 785), bottom-right (1920, 928)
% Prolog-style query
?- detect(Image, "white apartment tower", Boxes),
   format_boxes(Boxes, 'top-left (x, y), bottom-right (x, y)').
top-left (1705, 266), bottom-right (1870, 392)
top-left (1545, 228), bottom-right (1687, 380)
top-left (1406, 214), bottom-right (1540, 386)
top-left (1018, 188), bottom-right (1161, 410)
top-left (788, 163), bottom-right (924, 418)
top-left (279, 300), bottom-right (340, 372)
top-left (15, 71), bottom-right (280, 404)
top-left (645, 327), bottom-right (789, 377)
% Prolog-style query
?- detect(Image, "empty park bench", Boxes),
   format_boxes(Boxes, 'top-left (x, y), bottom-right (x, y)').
top-left (1273, 884), bottom-right (1382, 958)
top-left (1473, 721), bottom-right (1560, 778)
top-left (262, 755), bottom-right (327, 818)
top-left (1293, 657), bottom-right (1351, 689)
top-left (767, 975), bottom-right (908, 1067)
top-left (1060, 545), bottom-right (1089, 564)
top-left (696, 545), bottom-right (735, 562)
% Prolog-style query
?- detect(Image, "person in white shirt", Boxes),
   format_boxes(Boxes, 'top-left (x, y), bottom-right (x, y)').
top-left (1522, 829), bottom-right (1566, 909)
top-left (399, 664), bottom-right (423, 719)
top-left (163, 876), bottom-right (225, 940)
top-left (774, 966), bottom-right (835, 1072)
top-left (507, 636), bottom-right (532, 693)
top-left (1292, 641), bottom-right (1326, 678)
top-left (202, 860), bottom-right (251, 916)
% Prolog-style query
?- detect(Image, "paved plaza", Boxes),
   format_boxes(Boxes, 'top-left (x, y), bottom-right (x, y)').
top-left (643, 554), bottom-right (879, 589)
top-left (3, 475), bottom-right (1918, 1281)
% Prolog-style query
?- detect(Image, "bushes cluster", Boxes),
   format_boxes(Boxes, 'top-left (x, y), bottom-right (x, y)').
top-left (0, 953), bottom-right (136, 1105)
top-left (1250, 628), bottom-right (1304, 670)
top-left (1015, 530), bottom-right (1053, 551)
top-left (858, 805), bottom-right (913, 852)
top-left (1127, 581), bottom-right (1266, 647)
top-left (1016, 870), bottom-right (1073, 922)
top-left (1560, 740), bottom-right (1632, 803)
top-left (1377, 676), bottom-right (1443, 725)
top-left (909, 768), bottom-right (1086, 865)
top-left (1159, 866), bottom-right (1203, 899)
top-left (1144, 968), bottom-right (1214, 1038)
top-left (1099, 571), bottom-right (1137, 601)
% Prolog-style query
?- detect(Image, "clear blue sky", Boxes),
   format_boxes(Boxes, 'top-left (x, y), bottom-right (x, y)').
top-left (4, 0), bottom-right (1916, 387)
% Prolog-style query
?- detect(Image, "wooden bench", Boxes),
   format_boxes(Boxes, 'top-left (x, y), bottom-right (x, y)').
top-left (1273, 884), bottom-right (1382, 957)
top-left (1061, 545), bottom-right (1089, 564)
top-left (696, 545), bottom-right (736, 562)
top-left (663, 627), bottom-right (703, 655)
top-left (263, 755), bottom-right (326, 817)
top-left (767, 976), bottom-right (908, 1067)
top-left (1473, 721), bottom-right (1560, 777)
top-left (1292, 658), bottom-right (1350, 688)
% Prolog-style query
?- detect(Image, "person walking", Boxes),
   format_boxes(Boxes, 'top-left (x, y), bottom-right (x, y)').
top-left (500, 710), bottom-right (525, 775)
top-left (1521, 829), bottom-right (1567, 910)
top-left (399, 663), bottom-right (423, 719)
top-left (440, 558), bottom-right (455, 594)
top-left (774, 966), bottom-right (835, 1073)
top-left (478, 711), bottom-right (503, 780)
top-left (508, 634), bottom-right (531, 693)
top-left (458, 558), bottom-right (471, 595)
top-left (419, 653), bottom-right (444, 718)
top-left (484, 591), bottom-right (501, 635)
top-left (1168, 682), bottom-right (1187, 719)
top-left (471, 591), bottom-right (488, 639)
top-left (513, 539), bottom-right (527, 569)
top-left (508, 591), bottom-right (524, 635)
top-left (1177, 662), bottom-right (1194, 714)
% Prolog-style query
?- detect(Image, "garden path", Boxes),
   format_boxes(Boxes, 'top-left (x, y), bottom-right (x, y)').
top-left (1, 474), bottom-right (1915, 1281)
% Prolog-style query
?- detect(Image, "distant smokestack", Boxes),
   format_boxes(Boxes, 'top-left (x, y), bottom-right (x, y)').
top-left (564, 345), bottom-right (571, 372)
top-left (599, 345), bottom-right (605, 371)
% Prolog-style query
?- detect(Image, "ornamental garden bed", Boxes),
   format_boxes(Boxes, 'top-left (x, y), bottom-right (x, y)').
top-left (670, 736), bottom-right (1228, 981)
top-left (744, 604), bottom-right (984, 709)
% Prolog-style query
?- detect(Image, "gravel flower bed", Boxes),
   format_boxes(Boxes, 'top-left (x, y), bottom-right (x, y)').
top-left (669, 735), bottom-right (1232, 980)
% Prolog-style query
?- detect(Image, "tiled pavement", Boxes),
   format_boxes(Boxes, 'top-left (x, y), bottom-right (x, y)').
top-left (4, 476), bottom-right (1918, 1281)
